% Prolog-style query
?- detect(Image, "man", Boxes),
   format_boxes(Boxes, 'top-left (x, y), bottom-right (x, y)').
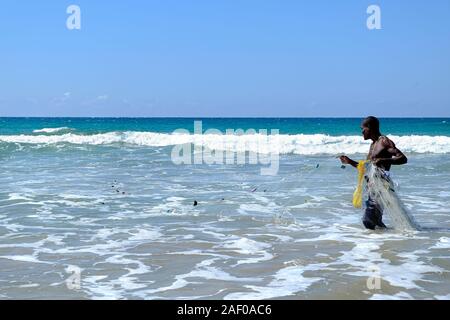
top-left (339, 116), bottom-right (408, 230)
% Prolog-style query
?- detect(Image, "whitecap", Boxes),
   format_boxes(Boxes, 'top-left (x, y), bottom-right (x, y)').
top-left (33, 127), bottom-right (71, 133)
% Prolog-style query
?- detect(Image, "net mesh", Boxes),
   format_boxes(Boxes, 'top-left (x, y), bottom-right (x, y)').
top-left (365, 163), bottom-right (419, 231)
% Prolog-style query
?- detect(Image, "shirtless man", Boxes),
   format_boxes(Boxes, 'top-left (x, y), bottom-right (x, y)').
top-left (339, 116), bottom-right (408, 230)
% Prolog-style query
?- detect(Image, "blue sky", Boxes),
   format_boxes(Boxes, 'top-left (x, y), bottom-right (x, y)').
top-left (0, 0), bottom-right (449, 117)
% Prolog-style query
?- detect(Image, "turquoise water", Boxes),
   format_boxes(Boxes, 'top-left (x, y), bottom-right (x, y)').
top-left (1, 117), bottom-right (449, 135)
top-left (0, 118), bottom-right (449, 299)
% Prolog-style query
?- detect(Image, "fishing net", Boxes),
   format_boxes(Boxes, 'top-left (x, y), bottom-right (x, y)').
top-left (364, 163), bottom-right (418, 231)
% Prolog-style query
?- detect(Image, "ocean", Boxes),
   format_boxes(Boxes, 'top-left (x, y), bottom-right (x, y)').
top-left (0, 117), bottom-right (449, 299)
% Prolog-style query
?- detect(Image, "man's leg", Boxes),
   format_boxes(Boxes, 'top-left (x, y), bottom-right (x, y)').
top-left (363, 197), bottom-right (386, 230)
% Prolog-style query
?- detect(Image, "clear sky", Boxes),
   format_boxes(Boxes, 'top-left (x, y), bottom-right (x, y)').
top-left (0, 0), bottom-right (449, 117)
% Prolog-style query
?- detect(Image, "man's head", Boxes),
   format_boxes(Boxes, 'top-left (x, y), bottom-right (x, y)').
top-left (361, 116), bottom-right (380, 140)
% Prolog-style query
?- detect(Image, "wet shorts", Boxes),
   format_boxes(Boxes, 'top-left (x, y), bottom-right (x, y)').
top-left (363, 197), bottom-right (387, 230)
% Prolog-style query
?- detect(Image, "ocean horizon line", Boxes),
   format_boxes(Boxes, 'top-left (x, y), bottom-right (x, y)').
top-left (1, 116), bottom-right (450, 119)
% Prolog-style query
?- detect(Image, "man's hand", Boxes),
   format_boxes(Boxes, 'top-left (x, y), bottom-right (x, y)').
top-left (338, 155), bottom-right (358, 168)
top-left (339, 155), bottom-right (352, 165)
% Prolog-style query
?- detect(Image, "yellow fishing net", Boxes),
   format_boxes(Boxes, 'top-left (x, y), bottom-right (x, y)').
top-left (352, 160), bottom-right (368, 208)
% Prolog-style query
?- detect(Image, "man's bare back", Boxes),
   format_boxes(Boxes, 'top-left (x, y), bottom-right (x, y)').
top-left (367, 135), bottom-right (405, 171)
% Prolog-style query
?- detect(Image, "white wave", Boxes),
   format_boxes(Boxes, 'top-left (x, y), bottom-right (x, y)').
top-left (1, 132), bottom-right (450, 155)
top-left (224, 266), bottom-right (321, 299)
top-left (431, 237), bottom-right (450, 249)
top-left (32, 127), bottom-right (71, 133)
top-left (220, 237), bottom-right (274, 265)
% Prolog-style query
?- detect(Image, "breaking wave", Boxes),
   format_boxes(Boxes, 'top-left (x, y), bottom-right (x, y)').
top-left (1, 132), bottom-right (450, 155)
top-left (32, 127), bottom-right (72, 134)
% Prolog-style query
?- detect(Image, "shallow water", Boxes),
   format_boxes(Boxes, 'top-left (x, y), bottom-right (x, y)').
top-left (0, 144), bottom-right (449, 300)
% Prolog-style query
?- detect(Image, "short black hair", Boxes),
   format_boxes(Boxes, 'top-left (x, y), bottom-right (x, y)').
top-left (363, 116), bottom-right (380, 132)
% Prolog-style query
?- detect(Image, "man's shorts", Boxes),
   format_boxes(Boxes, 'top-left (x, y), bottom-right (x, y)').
top-left (363, 197), bottom-right (387, 230)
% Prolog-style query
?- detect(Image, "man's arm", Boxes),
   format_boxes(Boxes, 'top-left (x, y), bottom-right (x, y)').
top-left (374, 137), bottom-right (408, 166)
